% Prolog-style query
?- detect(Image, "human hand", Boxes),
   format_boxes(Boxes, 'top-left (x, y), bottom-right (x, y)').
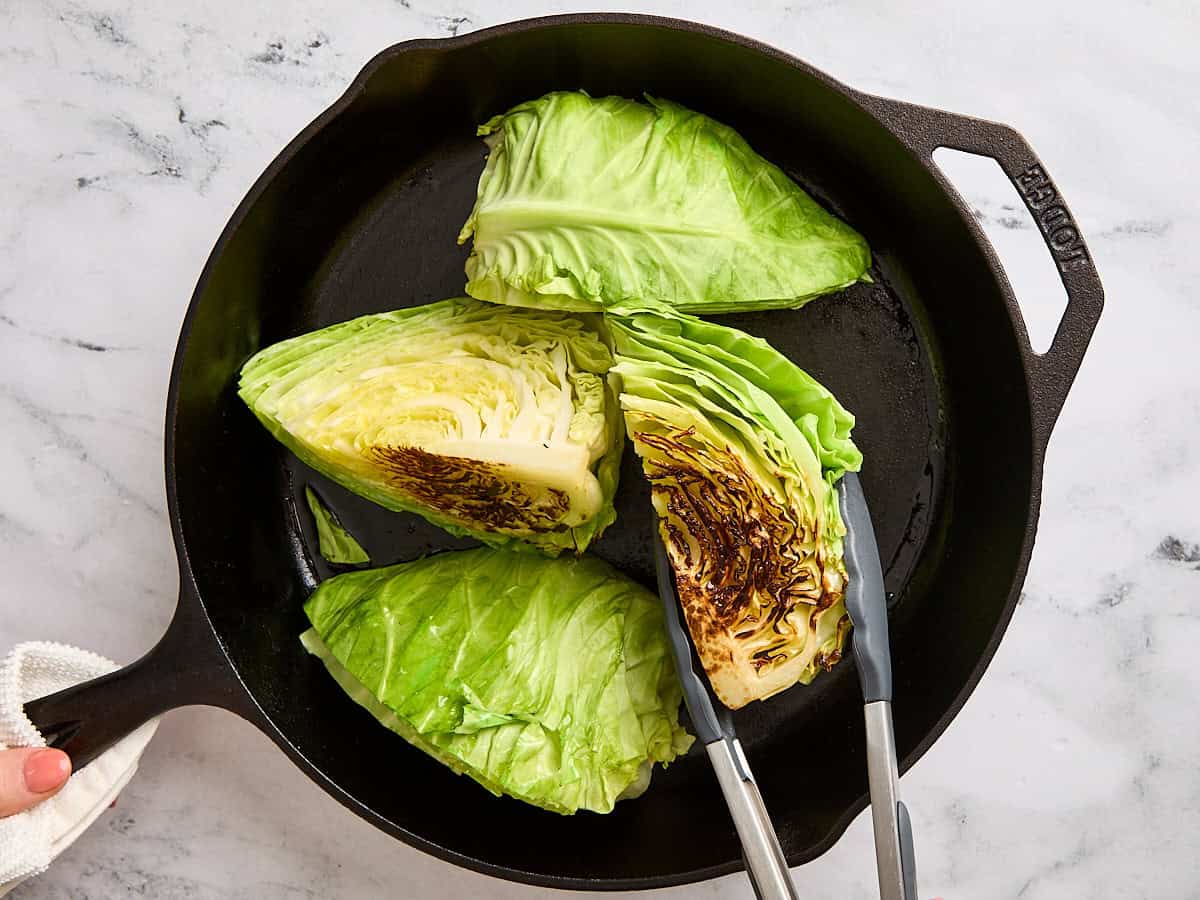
top-left (0, 748), bottom-right (71, 818)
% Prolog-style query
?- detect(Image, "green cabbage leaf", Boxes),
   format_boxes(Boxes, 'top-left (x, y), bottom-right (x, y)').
top-left (459, 91), bottom-right (870, 314)
top-left (301, 548), bottom-right (693, 814)
top-left (304, 486), bottom-right (369, 565)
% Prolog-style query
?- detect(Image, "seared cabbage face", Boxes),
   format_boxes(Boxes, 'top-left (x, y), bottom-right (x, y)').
top-left (609, 308), bottom-right (862, 709)
top-left (301, 548), bottom-right (693, 814)
top-left (238, 299), bottom-right (623, 555)
top-left (458, 91), bottom-right (871, 315)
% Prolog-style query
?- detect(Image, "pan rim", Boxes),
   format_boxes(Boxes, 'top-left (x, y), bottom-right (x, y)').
top-left (163, 12), bottom-right (1045, 891)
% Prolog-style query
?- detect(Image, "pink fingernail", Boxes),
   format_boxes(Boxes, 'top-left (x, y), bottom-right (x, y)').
top-left (23, 749), bottom-right (71, 793)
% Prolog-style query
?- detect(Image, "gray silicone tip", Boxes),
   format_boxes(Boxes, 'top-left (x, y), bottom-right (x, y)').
top-left (837, 473), bottom-right (893, 704)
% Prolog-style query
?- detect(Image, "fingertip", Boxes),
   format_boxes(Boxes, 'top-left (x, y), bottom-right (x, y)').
top-left (24, 748), bottom-right (71, 794)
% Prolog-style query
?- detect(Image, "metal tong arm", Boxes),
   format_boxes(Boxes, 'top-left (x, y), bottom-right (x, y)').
top-left (865, 702), bottom-right (917, 900)
top-left (707, 737), bottom-right (799, 900)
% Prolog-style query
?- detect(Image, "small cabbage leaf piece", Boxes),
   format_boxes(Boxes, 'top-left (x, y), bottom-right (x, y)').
top-left (608, 307), bottom-right (862, 710)
top-left (300, 548), bottom-right (694, 814)
top-left (458, 91), bottom-right (871, 314)
top-left (239, 299), bottom-right (623, 555)
top-left (304, 486), bottom-right (369, 565)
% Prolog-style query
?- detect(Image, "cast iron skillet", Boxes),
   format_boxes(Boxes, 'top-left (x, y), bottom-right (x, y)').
top-left (26, 14), bottom-right (1102, 890)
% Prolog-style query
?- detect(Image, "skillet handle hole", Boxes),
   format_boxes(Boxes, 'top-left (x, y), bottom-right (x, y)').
top-left (931, 147), bottom-right (1069, 354)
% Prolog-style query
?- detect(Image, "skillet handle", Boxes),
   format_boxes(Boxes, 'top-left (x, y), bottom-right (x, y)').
top-left (23, 582), bottom-right (251, 771)
top-left (861, 94), bottom-right (1104, 442)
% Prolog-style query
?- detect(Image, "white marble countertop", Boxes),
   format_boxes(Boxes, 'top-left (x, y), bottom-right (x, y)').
top-left (2, 1), bottom-right (1197, 897)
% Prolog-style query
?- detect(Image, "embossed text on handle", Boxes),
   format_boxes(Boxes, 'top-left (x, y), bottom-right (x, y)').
top-left (1015, 165), bottom-right (1091, 273)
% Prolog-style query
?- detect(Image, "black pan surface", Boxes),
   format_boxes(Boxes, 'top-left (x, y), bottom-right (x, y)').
top-left (28, 14), bottom-right (1101, 891)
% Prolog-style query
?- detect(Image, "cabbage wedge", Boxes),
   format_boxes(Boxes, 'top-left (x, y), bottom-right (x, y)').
top-left (459, 91), bottom-right (871, 314)
top-left (609, 307), bottom-right (862, 709)
top-left (238, 299), bottom-right (622, 555)
top-left (301, 548), bottom-right (693, 814)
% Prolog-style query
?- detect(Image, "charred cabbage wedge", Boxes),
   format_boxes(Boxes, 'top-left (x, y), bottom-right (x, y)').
top-left (608, 307), bottom-right (863, 709)
top-left (300, 548), bottom-right (693, 814)
top-left (238, 299), bottom-right (623, 555)
top-left (459, 91), bottom-right (871, 314)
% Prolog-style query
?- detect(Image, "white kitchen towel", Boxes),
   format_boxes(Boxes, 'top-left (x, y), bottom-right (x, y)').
top-left (0, 642), bottom-right (158, 896)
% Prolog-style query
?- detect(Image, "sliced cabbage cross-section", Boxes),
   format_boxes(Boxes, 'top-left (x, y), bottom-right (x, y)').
top-left (238, 298), bottom-right (623, 555)
top-left (608, 307), bottom-right (863, 709)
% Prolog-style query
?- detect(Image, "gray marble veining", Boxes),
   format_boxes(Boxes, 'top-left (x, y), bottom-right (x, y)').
top-left (2, 1), bottom-right (1197, 897)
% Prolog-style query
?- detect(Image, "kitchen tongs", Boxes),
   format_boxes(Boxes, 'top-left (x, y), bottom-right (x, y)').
top-left (652, 472), bottom-right (917, 900)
